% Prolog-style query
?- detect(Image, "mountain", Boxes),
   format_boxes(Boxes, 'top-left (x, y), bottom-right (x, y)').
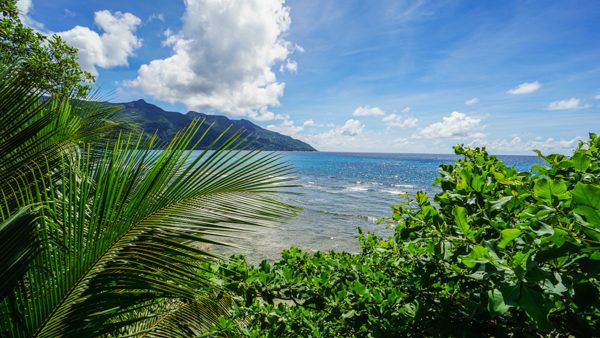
top-left (110, 99), bottom-right (316, 151)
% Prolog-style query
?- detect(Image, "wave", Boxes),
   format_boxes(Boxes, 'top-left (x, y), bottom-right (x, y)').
top-left (380, 189), bottom-right (406, 195)
top-left (303, 180), bottom-right (414, 196)
top-left (355, 180), bottom-right (383, 186)
top-left (307, 208), bottom-right (380, 224)
top-left (344, 186), bottom-right (369, 192)
top-left (393, 184), bottom-right (415, 189)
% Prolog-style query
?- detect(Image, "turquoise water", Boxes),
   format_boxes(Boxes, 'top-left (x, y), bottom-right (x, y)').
top-left (217, 152), bottom-right (543, 262)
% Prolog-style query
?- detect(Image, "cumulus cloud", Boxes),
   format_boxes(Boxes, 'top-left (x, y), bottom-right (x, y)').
top-left (129, 0), bottom-right (296, 120)
top-left (401, 106), bottom-right (411, 113)
top-left (280, 59), bottom-right (298, 73)
top-left (266, 119), bottom-right (303, 136)
top-left (473, 135), bottom-right (581, 154)
top-left (16, 0), bottom-right (31, 17)
top-left (419, 112), bottom-right (484, 139)
top-left (507, 81), bottom-right (541, 95)
top-left (58, 10), bottom-right (142, 76)
top-left (16, 0), bottom-right (44, 29)
top-left (352, 106), bottom-right (386, 117)
top-left (465, 97), bottom-right (479, 105)
top-left (246, 108), bottom-right (286, 122)
top-left (303, 119), bottom-right (315, 127)
top-left (548, 98), bottom-right (580, 110)
top-left (300, 119), bottom-right (365, 150)
top-left (266, 118), bottom-right (315, 136)
top-left (337, 119), bottom-right (365, 136)
top-left (382, 114), bottom-right (418, 128)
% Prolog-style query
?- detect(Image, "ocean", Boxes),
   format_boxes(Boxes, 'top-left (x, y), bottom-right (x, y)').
top-left (214, 151), bottom-right (543, 262)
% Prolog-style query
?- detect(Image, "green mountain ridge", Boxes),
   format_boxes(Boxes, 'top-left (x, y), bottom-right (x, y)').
top-left (111, 99), bottom-right (316, 151)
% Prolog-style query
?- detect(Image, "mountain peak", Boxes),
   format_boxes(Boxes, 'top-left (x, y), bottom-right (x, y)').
top-left (112, 100), bottom-right (317, 151)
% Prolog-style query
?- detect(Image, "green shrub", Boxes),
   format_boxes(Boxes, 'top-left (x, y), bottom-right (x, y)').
top-left (203, 133), bottom-right (600, 337)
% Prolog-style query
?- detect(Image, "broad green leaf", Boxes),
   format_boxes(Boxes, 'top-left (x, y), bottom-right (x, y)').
top-left (547, 228), bottom-right (567, 247)
top-left (491, 196), bottom-right (512, 210)
top-left (415, 191), bottom-right (428, 205)
top-left (572, 150), bottom-right (591, 171)
top-left (471, 175), bottom-right (485, 192)
top-left (498, 228), bottom-right (521, 249)
top-left (572, 183), bottom-right (600, 226)
top-left (533, 178), bottom-right (567, 202)
top-left (519, 286), bottom-right (552, 331)
top-left (452, 206), bottom-right (470, 236)
top-left (499, 284), bottom-right (521, 307)
top-left (512, 250), bottom-right (532, 268)
top-left (460, 245), bottom-right (489, 268)
top-left (574, 205), bottom-right (600, 227)
top-left (487, 289), bottom-right (511, 315)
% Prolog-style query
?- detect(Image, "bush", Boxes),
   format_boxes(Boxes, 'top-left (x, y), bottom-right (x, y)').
top-left (204, 134), bottom-right (600, 337)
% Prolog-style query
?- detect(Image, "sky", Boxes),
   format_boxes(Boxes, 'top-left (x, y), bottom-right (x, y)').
top-left (16, 0), bottom-right (600, 154)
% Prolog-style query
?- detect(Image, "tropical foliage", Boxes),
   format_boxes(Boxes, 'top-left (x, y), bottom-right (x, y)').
top-left (0, 0), bottom-right (94, 97)
top-left (0, 72), bottom-right (296, 336)
top-left (204, 135), bottom-right (600, 337)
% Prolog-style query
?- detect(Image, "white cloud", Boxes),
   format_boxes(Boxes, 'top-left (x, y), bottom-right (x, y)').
top-left (129, 0), bottom-right (295, 120)
top-left (473, 135), bottom-right (581, 154)
top-left (548, 98), bottom-right (580, 110)
top-left (393, 137), bottom-right (414, 146)
top-left (266, 119), bottom-right (302, 136)
top-left (595, 93), bottom-right (600, 100)
top-left (465, 97), bottom-right (479, 105)
top-left (382, 114), bottom-right (418, 128)
top-left (300, 119), bottom-right (365, 149)
top-left (280, 59), bottom-right (298, 73)
top-left (148, 13), bottom-right (165, 23)
top-left (58, 10), bottom-right (142, 76)
top-left (337, 119), bottom-right (364, 136)
top-left (352, 106), bottom-right (385, 117)
top-left (266, 117), bottom-right (316, 136)
top-left (16, 0), bottom-right (32, 17)
top-left (16, 0), bottom-right (43, 29)
top-left (401, 106), bottom-right (411, 113)
top-left (246, 108), bottom-right (288, 122)
top-left (507, 81), bottom-right (541, 95)
top-left (419, 111), bottom-right (484, 139)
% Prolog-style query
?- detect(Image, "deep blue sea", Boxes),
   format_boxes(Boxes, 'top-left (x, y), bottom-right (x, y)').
top-left (216, 152), bottom-right (543, 262)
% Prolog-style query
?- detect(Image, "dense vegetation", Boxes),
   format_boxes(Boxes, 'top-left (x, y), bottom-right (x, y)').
top-left (0, 0), bottom-right (94, 97)
top-left (203, 136), bottom-right (600, 337)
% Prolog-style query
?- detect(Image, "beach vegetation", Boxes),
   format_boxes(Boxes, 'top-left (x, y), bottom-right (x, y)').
top-left (204, 135), bottom-right (600, 337)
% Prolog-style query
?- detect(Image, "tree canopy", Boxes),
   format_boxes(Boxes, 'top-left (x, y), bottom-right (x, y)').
top-left (0, 0), bottom-right (94, 98)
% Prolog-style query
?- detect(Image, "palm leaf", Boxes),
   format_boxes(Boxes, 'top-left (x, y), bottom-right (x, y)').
top-left (0, 72), bottom-right (127, 220)
top-left (0, 206), bottom-right (40, 300)
top-left (1, 117), bottom-right (297, 337)
top-left (110, 292), bottom-right (233, 337)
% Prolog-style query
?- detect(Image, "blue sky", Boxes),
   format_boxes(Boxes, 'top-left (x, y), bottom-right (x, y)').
top-left (18, 0), bottom-right (600, 154)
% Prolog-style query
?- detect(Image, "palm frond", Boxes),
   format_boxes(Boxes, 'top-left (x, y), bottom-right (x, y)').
top-left (0, 72), bottom-right (129, 219)
top-left (1, 117), bottom-right (297, 337)
top-left (110, 291), bottom-right (233, 338)
top-left (0, 206), bottom-right (40, 300)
